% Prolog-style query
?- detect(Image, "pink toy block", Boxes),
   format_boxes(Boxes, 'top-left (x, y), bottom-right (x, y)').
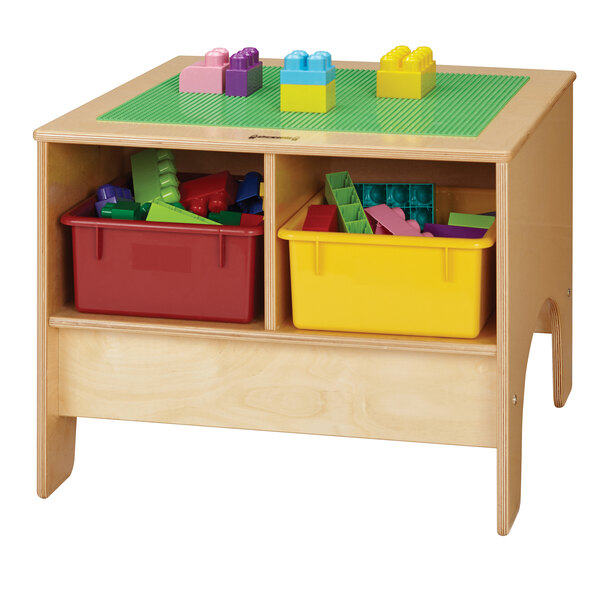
top-left (365, 205), bottom-right (433, 237)
top-left (179, 48), bottom-right (230, 94)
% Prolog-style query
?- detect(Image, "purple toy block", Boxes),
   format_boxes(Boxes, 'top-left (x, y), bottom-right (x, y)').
top-left (225, 47), bottom-right (263, 97)
top-left (97, 184), bottom-right (133, 203)
top-left (95, 184), bottom-right (133, 217)
top-left (423, 223), bottom-right (488, 239)
top-left (179, 48), bottom-right (230, 94)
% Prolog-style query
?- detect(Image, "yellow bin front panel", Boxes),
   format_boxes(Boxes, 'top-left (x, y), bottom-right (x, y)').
top-left (279, 200), bottom-right (496, 338)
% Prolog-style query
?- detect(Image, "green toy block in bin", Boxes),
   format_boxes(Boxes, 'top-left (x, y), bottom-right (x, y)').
top-left (448, 212), bottom-right (495, 229)
top-left (101, 200), bottom-right (143, 220)
top-left (146, 200), bottom-right (220, 225)
top-left (131, 148), bottom-right (180, 205)
top-left (208, 211), bottom-right (242, 226)
top-left (324, 172), bottom-right (372, 234)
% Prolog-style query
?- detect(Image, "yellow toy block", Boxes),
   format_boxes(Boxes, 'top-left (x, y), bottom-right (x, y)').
top-left (280, 81), bottom-right (336, 113)
top-left (376, 46), bottom-right (436, 100)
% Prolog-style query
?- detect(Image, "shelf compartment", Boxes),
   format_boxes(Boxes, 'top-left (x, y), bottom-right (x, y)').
top-left (267, 153), bottom-right (497, 334)
top-left (43, 142), bottom-right (267, 328)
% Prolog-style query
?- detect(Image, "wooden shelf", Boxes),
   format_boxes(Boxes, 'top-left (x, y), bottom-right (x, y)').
top-left (49, 305), bottom-right (496, 356)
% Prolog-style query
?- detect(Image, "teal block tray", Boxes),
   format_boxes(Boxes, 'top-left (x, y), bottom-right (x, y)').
top-left (98, 66), bottom-right (529, 138)
top-left (355, 182), bottom-right (434, 230)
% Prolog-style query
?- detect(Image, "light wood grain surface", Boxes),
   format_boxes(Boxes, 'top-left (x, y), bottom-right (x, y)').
top-left (38, 142), bottom-right (128, 497)
top-left (496, 87), bottom-right (573, 535)
top-left (49, 305), bottom-right (497, 356)
top-left (58, 329), bottom-right (497, 448)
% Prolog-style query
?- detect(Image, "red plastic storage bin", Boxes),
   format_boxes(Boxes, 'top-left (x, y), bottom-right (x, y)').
top-left (61, 195), bottom-right (264, 323)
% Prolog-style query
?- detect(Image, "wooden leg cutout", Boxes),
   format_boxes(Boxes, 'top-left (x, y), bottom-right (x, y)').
top-left (544, 298), bottom-right (572, 408)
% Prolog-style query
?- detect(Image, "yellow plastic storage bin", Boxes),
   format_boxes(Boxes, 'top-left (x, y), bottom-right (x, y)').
top-left (278, 198), bottom-right (496, 338)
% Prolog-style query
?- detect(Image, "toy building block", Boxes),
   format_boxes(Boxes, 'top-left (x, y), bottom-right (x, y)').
top-left (95, 184), bottom-right (133, 217)
top-left (240, 214), bottom-right (263, 227)
top-left (448, 212), bottom-right (495, 229)
top-left (376, 46), bottom-right (436, 99)
top-left (179, 48), bottom-right (230, 94)
top-left (234, 172), bottom-right (263, 214)
top-left (208, 210), bottom-right (242, 226)
top-left (281, 82), bottom-right (336, 113)
top-left (302, 204), bottom-right (338, 232)
top-left (146, 200), bottom-right (219, 225)
top-left (206, 211), bottom-right (264, 227)
top-left (365, 204), bottom-right (432, 237)
top-left (280, 50), bottom-right (336, 86)
top-left (355, 182), bottom-right (434, 231)
top-left (131, 148), bottom-right (180, 205)
top-left (225, 48), bottom-right (263, 97)
top-left (179, 171), bottom-right (238, 217)
top-left (324, 172), bottom-right (372, 234)
top-left (280, 50), bottom-right (336, 113)
top-left (423, 223), bottom-right (487, 239)
top-left (101, 201), bottom-right (143, 220)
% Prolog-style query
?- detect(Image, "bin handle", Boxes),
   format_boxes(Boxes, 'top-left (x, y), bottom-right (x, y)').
top-left (95, 227), bottom-right (103, 261)
top-left (444, 247), bottom-right (449, 281)
top-left (218, 232), bottom-right (225, 268)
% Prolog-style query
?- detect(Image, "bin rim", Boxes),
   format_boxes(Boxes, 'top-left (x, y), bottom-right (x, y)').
top-left (278, 195), bottom-right (495, 250)
top-left (61, 195), bottom-right (264, 238)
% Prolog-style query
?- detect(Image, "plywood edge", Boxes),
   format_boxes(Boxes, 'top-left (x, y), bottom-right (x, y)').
top-left (31, 133), bottom-right (510, 163)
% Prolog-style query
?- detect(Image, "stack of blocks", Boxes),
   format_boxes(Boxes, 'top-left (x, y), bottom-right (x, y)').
top-left (179, 48), bottom-right (263, 97)
top-left (376, 46), bottom-right (436, 99)
top-left (280, 50), bottom-right (336, 113)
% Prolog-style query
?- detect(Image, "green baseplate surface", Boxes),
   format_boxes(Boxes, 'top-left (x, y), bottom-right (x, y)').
top-left (98, 66), bottom-right (529, 138)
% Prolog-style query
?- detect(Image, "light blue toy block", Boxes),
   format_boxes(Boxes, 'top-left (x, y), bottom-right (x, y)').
top-left (280, 50), bottom-right (336, 86)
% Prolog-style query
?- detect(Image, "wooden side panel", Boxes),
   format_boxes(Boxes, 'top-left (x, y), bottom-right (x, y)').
top-left (265, 154), bottom-right (325, 329)
top-left (38, 142), bottom-right (125, 497)
top-left (497, 87), bottom-right (573, 534)
top-left (58, 328), bottom-right (497, 448)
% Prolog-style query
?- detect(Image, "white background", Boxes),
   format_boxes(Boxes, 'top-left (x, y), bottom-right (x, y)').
top-left (1, 1), bottom-right (599, 598)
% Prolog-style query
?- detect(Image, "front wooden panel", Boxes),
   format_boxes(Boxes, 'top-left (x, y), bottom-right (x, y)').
top-left (58, 329), bottom-right (497, 448)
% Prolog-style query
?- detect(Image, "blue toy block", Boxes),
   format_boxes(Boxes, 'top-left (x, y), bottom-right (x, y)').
top-left (355, 182), bottom-right (434, 231)
top-left (95, 184), bottom-right (134, 217)
top-left (234, 171), bottom-right (263, 214)
top-left (280, 50), bottom-right (336, 86)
